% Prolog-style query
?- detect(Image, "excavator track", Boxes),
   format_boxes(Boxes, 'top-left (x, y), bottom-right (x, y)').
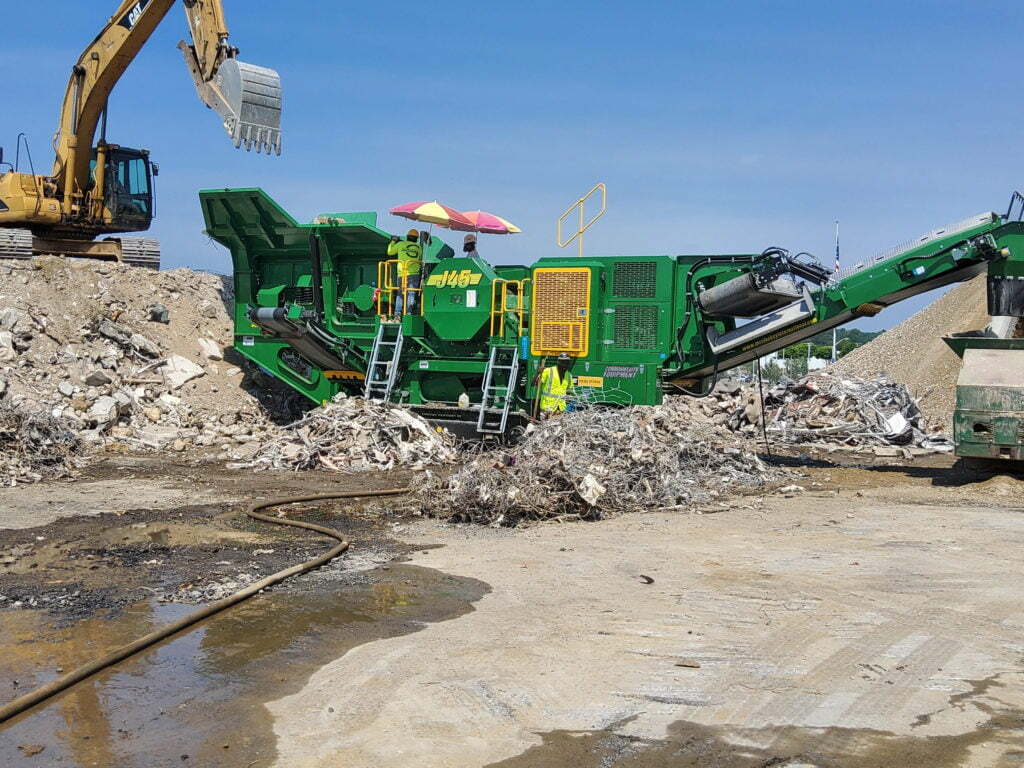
top-left (113, 237), bottom-right (161, 270)
top-left (0, 229), bottom-right (34, 261)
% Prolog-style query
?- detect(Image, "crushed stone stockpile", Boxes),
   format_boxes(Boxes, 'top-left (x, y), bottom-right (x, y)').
top-left (0, 256), bottom-right (300, 484)
top-left (830, 275), bottom-right (991, 427)
top-left (238, 395), bottom-right (459, 473)
top-left (416, 400), bottom-right (785, 527)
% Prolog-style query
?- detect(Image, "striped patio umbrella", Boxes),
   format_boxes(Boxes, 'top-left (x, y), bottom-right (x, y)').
top-left (454, 210), bottom-right (522, 235)
top-left (389, 201), bottom-right (473, 229)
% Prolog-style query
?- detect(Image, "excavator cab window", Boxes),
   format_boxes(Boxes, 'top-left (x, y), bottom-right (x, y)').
top-left (104, 148), bottom-right (154, 228)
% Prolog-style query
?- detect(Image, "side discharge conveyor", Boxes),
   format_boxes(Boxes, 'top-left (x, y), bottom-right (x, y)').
top-left (204, 188), bottom-right (1024, 452)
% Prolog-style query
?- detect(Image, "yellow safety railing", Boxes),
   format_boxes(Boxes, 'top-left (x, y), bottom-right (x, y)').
top-left (489, 279), bottom-right (529, 338)
top-left (557, 183), bottom-right (607, 258)
top-left (376, 259), bottom-right (422, 317)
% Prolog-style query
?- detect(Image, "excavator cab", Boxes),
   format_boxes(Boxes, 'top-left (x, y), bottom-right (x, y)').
top-left (93, 146), bottom-right (155, 232)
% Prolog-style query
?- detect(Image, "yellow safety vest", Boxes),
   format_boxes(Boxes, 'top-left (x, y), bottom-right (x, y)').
top-left (387, 240), bottom-right (423, 278)
top-left (539, 366), bottom-right (571, 412)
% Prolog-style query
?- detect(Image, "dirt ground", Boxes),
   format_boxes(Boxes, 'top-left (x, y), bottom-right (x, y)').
top-left (1, 453), bottom-right (1023, 767)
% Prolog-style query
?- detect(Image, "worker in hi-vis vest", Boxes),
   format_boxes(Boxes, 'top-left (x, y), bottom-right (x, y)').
top-left (387, 229), bottom-right (424, 318)
top-left (534, 352), bottom-right (574, 415)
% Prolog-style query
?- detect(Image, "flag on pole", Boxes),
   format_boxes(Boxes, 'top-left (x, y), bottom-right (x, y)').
top-left (834, 220), bottom-right (841, 274)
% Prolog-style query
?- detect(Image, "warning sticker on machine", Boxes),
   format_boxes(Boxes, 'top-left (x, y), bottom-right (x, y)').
top-left (242, 336), bottom-right (255, 347)
top-left (575, 376), bottom-right (604, 388)
top-left (604, 365), bottom-right (642, 379)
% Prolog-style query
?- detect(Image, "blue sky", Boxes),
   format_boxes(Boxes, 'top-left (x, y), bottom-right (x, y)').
top-left (3, 0), bottom-right (1022, 330)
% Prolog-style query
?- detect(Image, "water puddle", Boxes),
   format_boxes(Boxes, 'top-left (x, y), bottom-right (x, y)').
top-left (487, 701), bottom-right (1024, 767)
top-left (0, 564), bottom-right (488, 766)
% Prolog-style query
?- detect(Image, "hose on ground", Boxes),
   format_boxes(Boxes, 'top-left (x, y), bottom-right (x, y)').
top-left (0, 488), bottom-right (409, 726)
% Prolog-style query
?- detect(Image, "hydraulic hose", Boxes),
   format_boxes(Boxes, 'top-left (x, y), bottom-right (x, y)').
top-left (0, 488), bottom-right (409, 726)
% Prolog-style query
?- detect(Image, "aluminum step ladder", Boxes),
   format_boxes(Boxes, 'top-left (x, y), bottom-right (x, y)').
top-left (364, 322), bottom-right (404, 401)
top-left (477, 345), bottom-right (521, 434)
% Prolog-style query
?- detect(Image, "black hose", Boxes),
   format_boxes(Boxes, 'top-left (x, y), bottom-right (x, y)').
top-left (0, 488), bottom-right (409, 726)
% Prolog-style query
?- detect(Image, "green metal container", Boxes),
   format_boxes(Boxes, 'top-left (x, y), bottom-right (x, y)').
top-left (944, 337), bottom-right (1024, 460)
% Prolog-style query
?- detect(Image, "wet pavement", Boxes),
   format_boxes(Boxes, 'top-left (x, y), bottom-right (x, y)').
top-left (0, 564), bottom-right (488, 767)
top-left (486, 685), bottom-right (1024, 767)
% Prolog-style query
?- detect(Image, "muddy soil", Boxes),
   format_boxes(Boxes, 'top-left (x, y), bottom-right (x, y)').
top-left (0, 457), bottom-right (420, 623)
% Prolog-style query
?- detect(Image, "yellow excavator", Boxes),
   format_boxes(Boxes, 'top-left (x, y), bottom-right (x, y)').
top-left (0, 0), bottom-right (282, 268)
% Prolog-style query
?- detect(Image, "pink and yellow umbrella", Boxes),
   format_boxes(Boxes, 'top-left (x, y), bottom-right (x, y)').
top-left (453, 210), bottom-right (522, 235)
top-left (389, 201), bottom-right (473, 230)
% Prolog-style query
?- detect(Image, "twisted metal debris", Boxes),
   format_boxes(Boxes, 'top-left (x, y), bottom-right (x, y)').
top-left (720, 372), bottom-right (952, 451)
top-left (418, 402), bottom-right (783, 526)
top-left (240, 395), bottom-right (458, 472)
top-left (0, 403), bottom-right (84, 486)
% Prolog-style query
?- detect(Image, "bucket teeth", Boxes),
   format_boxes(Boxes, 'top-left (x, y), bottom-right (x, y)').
top-left (217, 59), bottom-right (283, 155)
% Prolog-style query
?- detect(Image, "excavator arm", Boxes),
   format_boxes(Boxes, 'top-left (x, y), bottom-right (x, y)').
top-left (177, 0), bottom-right (283, 155)
top-left (53, 0), bottom-right (281, 219)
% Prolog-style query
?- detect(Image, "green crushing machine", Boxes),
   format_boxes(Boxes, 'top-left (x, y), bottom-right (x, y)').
top-left (202, 187), bottom-right (1024, 455)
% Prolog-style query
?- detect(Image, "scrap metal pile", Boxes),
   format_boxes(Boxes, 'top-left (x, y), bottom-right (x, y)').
top-left (417, 401), bottom-right (784, 527)
top-left (240, 395), bottom-right (459, 472)
top-left (0, 403), bottom-right (83, 487)
top-left (713, 372), bottom-right (952, 454)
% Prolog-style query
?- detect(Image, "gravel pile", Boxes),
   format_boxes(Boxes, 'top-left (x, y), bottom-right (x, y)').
top-left (830, 276), bottom-right (991, 427)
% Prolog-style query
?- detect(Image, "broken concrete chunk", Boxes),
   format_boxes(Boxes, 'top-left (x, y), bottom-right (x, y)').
top-left (130, 333), bottom-right (161, 358)
top-left (85, 370), bottom-right (113, 387)
top-left (0, 308), bottom-right (26, 331)
top-left (147, 303), bottom-right (170, 323)
top-left (198, 338), bottom-right (223, 361)
top-left (0, 331), bottom-right (16, 363)
top-left (161, 355), bottom-right (205, 391)
top-left (87, 396), bottom-right (119, 427)
top-left (97, 319), bottom-right (132, 345)
top-left (136, 427), bottom-right (181, 449)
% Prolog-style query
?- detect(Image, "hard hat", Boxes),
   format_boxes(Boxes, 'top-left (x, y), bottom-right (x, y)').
top-left (557, 352), bottom-right (572, 362)
top-left (407, 228), bottom-right (420, 238)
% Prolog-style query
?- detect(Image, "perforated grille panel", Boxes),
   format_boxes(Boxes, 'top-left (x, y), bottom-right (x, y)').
top-left (531, 268), bottom-right (591, 355)
top-left (613, 262), bottom-right (658, 299)
top-left (614, 306), bottom-right (659, 349)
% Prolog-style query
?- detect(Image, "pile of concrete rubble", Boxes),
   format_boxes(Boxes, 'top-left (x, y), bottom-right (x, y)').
top-left (705, 372), bottom-right (953, 455)
top-left (417, 400), bottom-right (785, 527)
top-left (238, 395), bottom-right (459, 472)
top-left (0, 257), bottom-right (300, 482)
top-left (0, 402), bottom-right (84, 486)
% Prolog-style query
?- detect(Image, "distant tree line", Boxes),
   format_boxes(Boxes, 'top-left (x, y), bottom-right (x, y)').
top-left (740, 328), bottom-right (884, 384)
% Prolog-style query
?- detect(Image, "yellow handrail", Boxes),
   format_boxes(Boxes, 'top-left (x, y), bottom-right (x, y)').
top-left (376, 259), bottom-right (422, 317)
top-left (557, 183), bottom-right (607, 258)
top-left (490, 279), bottom-right (528, 338)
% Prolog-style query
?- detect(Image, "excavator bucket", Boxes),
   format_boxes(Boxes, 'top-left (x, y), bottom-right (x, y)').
top-left (215, 59), bottom-right (283, 155)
